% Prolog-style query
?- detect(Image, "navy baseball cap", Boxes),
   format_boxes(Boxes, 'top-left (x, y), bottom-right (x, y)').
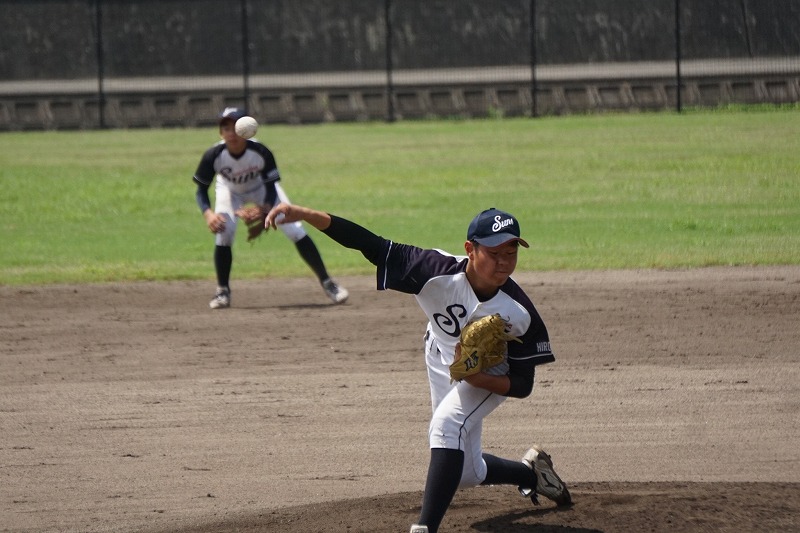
top-left (467, 208), bottom-right (529, 248)
top-left (218, 107), bottom-right (247, 123)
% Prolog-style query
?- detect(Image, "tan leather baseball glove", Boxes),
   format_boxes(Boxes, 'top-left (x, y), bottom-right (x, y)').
top-left (235, 205), bottom-right (269, 242)
top-left (449, 314), bottom-right (521, 382)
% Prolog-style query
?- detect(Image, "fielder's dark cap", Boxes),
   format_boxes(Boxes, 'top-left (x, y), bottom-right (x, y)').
top-left (467, 208), bottom-right (529, 248)
top-left (218, 107), bottom-right (247, 123)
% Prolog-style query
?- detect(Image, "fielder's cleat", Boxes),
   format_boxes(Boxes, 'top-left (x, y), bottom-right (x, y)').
top-left (209, 287), bottom-right (230, 309)
top-left (520, 445), bottom-right (572, 507)
top-left (409, 525), bottom-right (429, 533)
top-left (322, 278), bottom-right (349, 304)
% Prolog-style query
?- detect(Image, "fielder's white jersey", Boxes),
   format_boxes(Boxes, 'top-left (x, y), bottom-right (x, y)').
top-left (193, 139), bottom-right (280, 195)
top-left (377, 243), bottom-right (555, 373)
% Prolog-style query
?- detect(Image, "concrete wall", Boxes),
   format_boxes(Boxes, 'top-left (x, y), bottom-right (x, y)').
top-left (2, 59), bottom-right (798, 130)
top-left (3, 1), bottom-right (798, 129)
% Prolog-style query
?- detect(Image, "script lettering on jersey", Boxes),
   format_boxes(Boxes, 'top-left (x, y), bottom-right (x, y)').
top-left (492, 215), bottom-right (514, 232)
top-left (220, 165), bottom-right (260, 185)
top-left (433, 304), bottom-right (468, 337)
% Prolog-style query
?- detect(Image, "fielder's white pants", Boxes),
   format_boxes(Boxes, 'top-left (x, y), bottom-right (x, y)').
top-left (213, 181), bottom-right (307, 246)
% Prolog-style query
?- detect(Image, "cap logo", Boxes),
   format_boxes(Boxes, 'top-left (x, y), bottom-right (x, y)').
top-left (491, 215), bottom-right (514, 233)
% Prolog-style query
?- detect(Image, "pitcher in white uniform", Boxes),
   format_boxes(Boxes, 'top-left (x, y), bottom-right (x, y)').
top-left (264, 203), bottom-right (572, 533)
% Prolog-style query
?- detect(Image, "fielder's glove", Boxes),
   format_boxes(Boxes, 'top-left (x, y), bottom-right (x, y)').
top-left (449, 314), bottom-right (521, 382)
top-left (235, 205), bottom-right (269, 242)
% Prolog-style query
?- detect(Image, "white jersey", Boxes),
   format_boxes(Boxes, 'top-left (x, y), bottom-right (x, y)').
top-left (193, 139), bottom-right (280, 195)
top-left (378, 243), bottom-right (555, 372)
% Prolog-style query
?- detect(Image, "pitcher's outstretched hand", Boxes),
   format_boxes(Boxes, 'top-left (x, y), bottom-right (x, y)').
top-left (265, 202), bottom-right (332, 232)
top-left (264, 202), bottom-right (294, 230)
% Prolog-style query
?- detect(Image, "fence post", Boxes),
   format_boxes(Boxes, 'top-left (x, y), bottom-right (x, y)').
top-left (385, 0), bottom-right (395, 122)
top-left (739, 0), bottom-right (753, 57)
top-left (675, 0), bottom-right (682, 113)
top-left (241, 0), bottom-right (251, 112)
top-left (530, 0), bottom-right (538, 118)
top-left (94, 0), bottom-right (106, 128)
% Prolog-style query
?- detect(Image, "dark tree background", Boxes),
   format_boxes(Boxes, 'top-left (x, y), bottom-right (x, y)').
top-left (1, 0), bottom-right (798, 79)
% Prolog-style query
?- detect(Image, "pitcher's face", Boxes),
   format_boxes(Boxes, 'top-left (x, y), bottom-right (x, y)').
top-left (466, 240), bottom-right (519, 289)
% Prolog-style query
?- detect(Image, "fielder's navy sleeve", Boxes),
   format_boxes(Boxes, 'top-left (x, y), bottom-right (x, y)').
top-left (193, 144), bottom-right (225, 213)
top-left (193, 144), bottom-right (224, 187)
top-left (264, 182), bottom-right (278, 207)
top-left (195, 186), bottom-right (212, 213)
top-left (250, 141), bottom-right (280, 185)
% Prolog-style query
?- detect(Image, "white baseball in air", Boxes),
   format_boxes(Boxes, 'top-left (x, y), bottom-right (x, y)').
top-left (235, 116), bottom-right (258, 139)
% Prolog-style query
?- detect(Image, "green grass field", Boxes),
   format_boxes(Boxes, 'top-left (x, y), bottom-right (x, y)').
top-left (1, 109), bottom-right (798, 285)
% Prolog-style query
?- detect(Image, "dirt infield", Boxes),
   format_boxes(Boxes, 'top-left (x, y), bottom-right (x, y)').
top-left (2, 266), bottom-right (799, 533)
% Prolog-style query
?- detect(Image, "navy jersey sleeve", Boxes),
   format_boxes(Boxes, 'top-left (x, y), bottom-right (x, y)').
top-left (249, 141), bottom-right (280, 185)
top-left (321, 216), bottom-right (458, 294)
top-left (264, 182), bottom-right (278, 206)
top-left (504, 279), bottom-right (555, 369)
top-left (379, 244), bottom-right (462, 295)
top-left (193, 144), bottom-right (225, 187)
top-left (501, 278), bottom-right (554, 397)
top-left (322, 215), bottom-right (390, 266)
top-left (193, 144), bottom-right (225, 212)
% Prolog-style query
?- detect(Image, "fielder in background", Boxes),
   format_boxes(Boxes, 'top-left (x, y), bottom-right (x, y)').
top-left (264, 202), bottom-right (571, 533)
top-left (193, 107), bottom-right (348, 309)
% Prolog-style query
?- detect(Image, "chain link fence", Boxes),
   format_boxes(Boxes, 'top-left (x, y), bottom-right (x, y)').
top-left (1, 0), bottom-right (798, 130)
